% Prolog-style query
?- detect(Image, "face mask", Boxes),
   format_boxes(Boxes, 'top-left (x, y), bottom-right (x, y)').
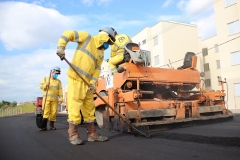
top-left (103, 42), bottom-right (109, 50)
top-left (53, 74), bottom-right (58, 79)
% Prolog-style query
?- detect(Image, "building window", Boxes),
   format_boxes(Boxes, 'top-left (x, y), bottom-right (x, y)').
top-left (202, 48), bottom-right (208, 56)
top-left (234, 83), bottom-right (240, 96)
top-left (231, 51), bottom-right (240, 65)
top-left (153, 36), bottom-right (158, 46)
top-left (216, 60), bottom-right (221, 69)
top-left (228, 20), bottom-right (240, 35)
top-left (205, 79), bottom-right (211, 87)
top-left (214, 44), bottom-right (219, 53)
top-left (204, 63), bottom-right (210, 71)
top-left (142, 39), bottom-right (146, 45)
top-left (154, 55), bottom-right (159, 65)
top-left (225, 0), bottom-right (236, 7)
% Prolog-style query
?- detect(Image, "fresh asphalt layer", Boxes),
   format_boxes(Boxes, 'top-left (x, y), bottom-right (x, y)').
top-left (0, 113), bottom-right (239, 160)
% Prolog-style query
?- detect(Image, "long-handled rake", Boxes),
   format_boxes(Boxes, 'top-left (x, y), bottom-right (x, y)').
top-left (63, 57), bottom-right (150, 138)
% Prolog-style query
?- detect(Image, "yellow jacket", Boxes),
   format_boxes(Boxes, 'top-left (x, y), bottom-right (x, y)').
top-left (110, 34), bottom-right (132, 58)
top-left (58, 30), bottom-right (110, 84)
top-left (39, 77), bottom-right (63, 102)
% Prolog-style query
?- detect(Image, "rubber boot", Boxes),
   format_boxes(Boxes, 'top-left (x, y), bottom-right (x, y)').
top-left (86, 122), bottom-right (108, 142)
top-left (50, 121), bottom-right (57, 130)
top-left (68, 123), bottom-right (83, 145)
top-left (39, 118), bottom-right (48, 131)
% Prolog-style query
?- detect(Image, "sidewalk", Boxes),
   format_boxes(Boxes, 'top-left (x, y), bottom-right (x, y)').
top-left (229, 109), bottom-right (240, 114)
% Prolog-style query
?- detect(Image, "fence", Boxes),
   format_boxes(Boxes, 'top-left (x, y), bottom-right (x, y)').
top-left (0, 108), bottom-right (23, 117)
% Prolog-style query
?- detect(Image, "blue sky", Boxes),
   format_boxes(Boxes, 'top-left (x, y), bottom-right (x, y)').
top-left (0, 0), bottom-right (216, 102)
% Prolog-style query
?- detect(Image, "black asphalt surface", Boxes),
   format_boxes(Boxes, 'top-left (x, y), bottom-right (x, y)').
top-left (0, 113), bottom-right (240, 160)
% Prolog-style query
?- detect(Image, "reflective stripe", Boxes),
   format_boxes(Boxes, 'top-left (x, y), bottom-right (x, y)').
top-left (74, 31), bottom-right (80, 42)
top-left (49, 85), bottom-right (59, 90)
top-left (72, 64), bottom-right (92, 79)
top-left (43, 94), bottom-right (58, 98)
top-left (61, 35), bottom-right (69, 43)
top-left (76, 35), bottom-right (97, 63)
top-left (90, 77), bottom-right (97, 81)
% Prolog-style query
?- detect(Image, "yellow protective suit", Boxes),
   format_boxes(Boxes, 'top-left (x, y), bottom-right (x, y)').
top-left (108, 34), bottom-right (132, 74)
top-left (39, 77), bottom-right (63, 121)
top-left (58, 30), bottom-right (110, 124)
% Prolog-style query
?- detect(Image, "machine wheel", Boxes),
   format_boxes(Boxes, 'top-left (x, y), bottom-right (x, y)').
top-left (95, 106), bottom-right (106, 129)
top-left (36, 114), bottom-right (42, 128)
top-left (95, 91), bottom-right (108, 129)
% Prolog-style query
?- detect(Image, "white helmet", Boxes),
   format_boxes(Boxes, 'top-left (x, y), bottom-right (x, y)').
top-left (53, 66), bottom-right (61, 74)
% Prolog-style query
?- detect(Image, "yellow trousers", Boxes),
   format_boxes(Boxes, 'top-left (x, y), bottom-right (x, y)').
top-left (108, 53), bottom-right (124, 74)
top-left (42, 99), bottom-right (58, 121)
top-left (67, 77), bottom-right (95, 125)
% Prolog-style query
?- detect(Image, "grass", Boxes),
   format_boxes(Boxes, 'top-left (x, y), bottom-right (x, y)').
top-left (17, 102), bottom-right (35, 113)
top-left (0, 102), bottom-right (35, 117)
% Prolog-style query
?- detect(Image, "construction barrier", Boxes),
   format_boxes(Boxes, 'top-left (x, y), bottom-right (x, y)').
top-left (0, 108), bottom-right (23, 117)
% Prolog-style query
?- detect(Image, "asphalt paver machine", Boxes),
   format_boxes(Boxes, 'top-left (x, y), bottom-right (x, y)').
top-left (94, 42), bottom-right (233, 134)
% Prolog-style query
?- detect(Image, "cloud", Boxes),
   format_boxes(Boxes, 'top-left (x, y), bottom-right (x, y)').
top-left (81, 0), bottom-right (94, 6)
top-left (176, 0), bottom-right (216, 39)
top-left (157, 15), bottom-right (182, 22)
top-left (177, 0), bottom-right (213, 13)
top-left (0, 48), bottom-right (75, 102)
top-left (162, 0), bottom-right (173, 8)
top-left (0, 1), bottom-right (88, 51)
top-left (32, 0), bottom-right (57, 8)
top-left (97, 0), bottom-right (112, 5)
top-left (80, 0), bottom-right (112, 6)
top-left (191, 13), bottom-right (216, 39)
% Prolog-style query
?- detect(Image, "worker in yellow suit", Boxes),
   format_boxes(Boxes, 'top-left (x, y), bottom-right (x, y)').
top-left (56, 27), bottom-right (115, 145)
top-left (39, 67), bottom-right (63, 131)
top-left (108, 28), bottom-right (132, 74)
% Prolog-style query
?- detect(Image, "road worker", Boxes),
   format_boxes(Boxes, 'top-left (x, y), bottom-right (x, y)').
top-left (56, 27), bottom-right (115, 145)
top-left (108, 28), bottom-right (132, 74)
top-left (39, 67), bottom-right (63, 131)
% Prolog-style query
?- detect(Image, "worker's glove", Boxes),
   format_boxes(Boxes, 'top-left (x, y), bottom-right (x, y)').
top-left (44, 83), bottom-right (50, 90)
top-left (56, 46), bottom-right (65, 60)
top-left (88, 83), bottom-right (96, 94)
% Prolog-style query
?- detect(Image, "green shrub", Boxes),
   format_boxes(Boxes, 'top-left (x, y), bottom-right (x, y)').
top-left (17, 102), bottom-right (35, 113)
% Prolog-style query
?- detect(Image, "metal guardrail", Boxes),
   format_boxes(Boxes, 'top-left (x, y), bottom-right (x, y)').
top-left (0, 108), bottom-right (23, 117)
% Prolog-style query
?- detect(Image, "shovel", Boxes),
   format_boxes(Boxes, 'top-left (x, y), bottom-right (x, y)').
top-left (63, 57), bottom-right (150, 138)
top-left (36, 70), bottom-right (51, 128)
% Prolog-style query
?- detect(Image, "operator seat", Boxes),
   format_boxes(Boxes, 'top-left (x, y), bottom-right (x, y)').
top-left (116, 43), bottom-right (139, 73)
top-left (177, 52), bottom-right (195, 70)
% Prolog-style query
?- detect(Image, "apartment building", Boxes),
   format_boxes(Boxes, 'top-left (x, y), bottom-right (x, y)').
top-left (202, 0), bottom-right (240, 109)
top-left (131, 21), bottom-right (203, 71)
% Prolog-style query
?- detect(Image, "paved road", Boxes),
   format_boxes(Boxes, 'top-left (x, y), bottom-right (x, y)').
top-left (0, 113), bottom-right (239, 160)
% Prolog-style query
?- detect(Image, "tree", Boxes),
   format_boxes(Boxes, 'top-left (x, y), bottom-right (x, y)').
top-left (11, 101), bottom-right (17, 107)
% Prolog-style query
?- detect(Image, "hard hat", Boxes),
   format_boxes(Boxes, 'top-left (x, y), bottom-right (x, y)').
top-left (52, 66), bottom-right (61, 74)
top-left (99, 27), bottom-right (116, 44)
top-left (111, 27), bottom-right (118, 35)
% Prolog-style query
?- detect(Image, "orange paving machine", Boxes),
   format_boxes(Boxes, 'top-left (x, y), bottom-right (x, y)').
top-left (94, 43), bottom-right (233, 133)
